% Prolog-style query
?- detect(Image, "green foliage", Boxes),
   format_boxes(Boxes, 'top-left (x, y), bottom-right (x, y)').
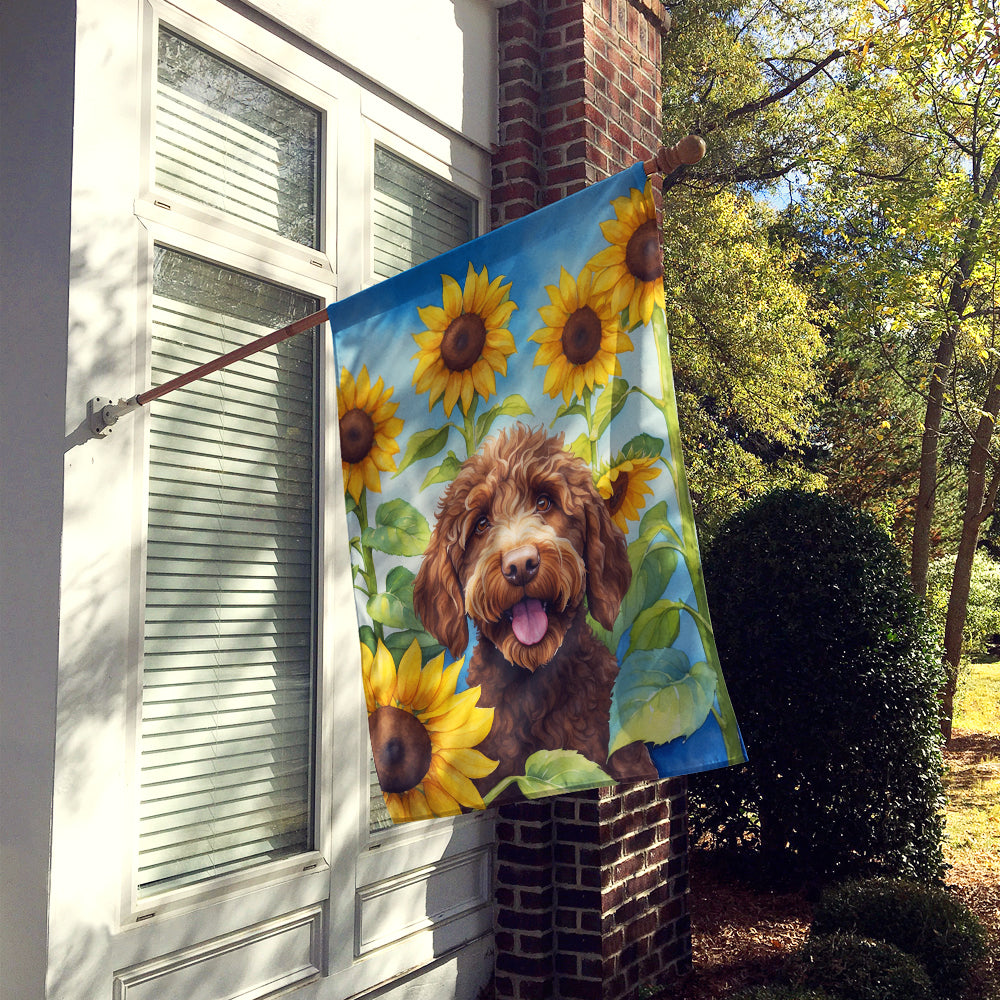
top-left (811, 878), bottom-right (988, 999)
top-left (790, 933), bottom-right (934, 1000)
top-left (732, 988), bottom-right (836, 1000)
top-left (927, 550), bottom-right (1000, 658)
top-left (664, 188), bottom-right (827, 537)
top-left (691, 488), bottom-right (947, 882)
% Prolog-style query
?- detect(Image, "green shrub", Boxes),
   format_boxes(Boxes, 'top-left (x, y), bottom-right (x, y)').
top-left (691, 489), bottom-right (947, 882)
top-left (732, 987), bottom-right (837, 1000)
top-left (791, 933), bottom-right (934, 1000)
top-left (811, 878), bottom-right (988, 999)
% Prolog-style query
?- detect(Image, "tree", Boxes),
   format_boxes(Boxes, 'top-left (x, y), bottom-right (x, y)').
top-left (806, 0), bottom-right (1000, 736)
top-left (659, 1), bottom-right (847, 534)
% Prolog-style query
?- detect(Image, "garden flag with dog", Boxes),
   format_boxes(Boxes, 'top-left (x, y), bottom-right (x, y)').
top-left (330, 161), bottom-right (746, 823)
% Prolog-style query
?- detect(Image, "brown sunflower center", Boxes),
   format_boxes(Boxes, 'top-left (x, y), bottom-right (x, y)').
top-left (624, 219), bottom-right (663, 283)
top-left (440, 312), bottom-right (487, 372)
top-left (340, 407), bottom-right (375, 465)
top-left (606, 471), bottom-right (629, 515)
top-left (561, 306), bottom-right (603, 365)
top-left (368, 705), bottom-right (433, 794)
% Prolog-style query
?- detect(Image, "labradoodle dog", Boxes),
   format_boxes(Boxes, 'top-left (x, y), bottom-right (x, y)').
top-left (413, 424), bottom-right (657, 797)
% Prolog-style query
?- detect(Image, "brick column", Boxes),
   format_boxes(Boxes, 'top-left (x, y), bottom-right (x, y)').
top-left (493, 0), bottom-right (668, 227)
top-left (489, 3), bottom-right (689, 998)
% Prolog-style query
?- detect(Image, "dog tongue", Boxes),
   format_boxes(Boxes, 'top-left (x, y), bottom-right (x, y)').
top-left (511, 598), bottom-right (548, 646)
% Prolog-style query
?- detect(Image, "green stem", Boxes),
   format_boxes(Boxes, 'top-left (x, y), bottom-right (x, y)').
top-left (461, 395), bottom-right (480, 457)
top-left (355, 491), bottom-right (382, 641)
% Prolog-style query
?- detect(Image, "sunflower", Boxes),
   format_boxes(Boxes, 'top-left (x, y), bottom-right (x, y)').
top-left (362, 638), bottom-right (498, 823)
top-left (589, 180), bottom-right (665, 327)
top-left (596, 454), bottom-right (663, 533)
top-left (412, 263), bottom-right (517, 417)
top-left (530, 266), bottom-right (633, 403)
top-left (338, 366), bottom-right (404, 504)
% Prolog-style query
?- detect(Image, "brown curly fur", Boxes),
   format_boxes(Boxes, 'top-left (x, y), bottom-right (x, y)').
top-left (413, 424), bottom-right (657, 796)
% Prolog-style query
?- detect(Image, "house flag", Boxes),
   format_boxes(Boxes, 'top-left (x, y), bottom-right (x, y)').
top-left (329, 161), bottom-right (746, 823)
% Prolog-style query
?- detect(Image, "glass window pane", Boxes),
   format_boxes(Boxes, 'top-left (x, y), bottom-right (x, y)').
top-left (138, 246), bottom-right (318, 895)
top-left (156, 28), bottom-right (320, 248)
top-left (368, 150), bottom-right (477, 832)
top-left (372, 146), bottom-right (477, 279)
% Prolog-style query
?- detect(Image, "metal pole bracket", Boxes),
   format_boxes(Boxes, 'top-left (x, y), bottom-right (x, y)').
top-left (88, 396), bottom-right (140, 438)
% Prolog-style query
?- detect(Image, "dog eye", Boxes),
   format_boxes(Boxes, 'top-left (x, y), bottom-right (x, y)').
top-left (536, 494), bottom-right (553, 513)
top-left (474, 514), bottom-right (490, 535)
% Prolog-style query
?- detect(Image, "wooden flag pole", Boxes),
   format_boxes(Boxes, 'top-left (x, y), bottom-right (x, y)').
top-left (88, 136), bottom-right (705, 438)
top-left (642, 134), bottom-right (706, 177)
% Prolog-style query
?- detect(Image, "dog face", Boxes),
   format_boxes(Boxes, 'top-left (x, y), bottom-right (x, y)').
top-left (413, 425), bottom-right (632, 672)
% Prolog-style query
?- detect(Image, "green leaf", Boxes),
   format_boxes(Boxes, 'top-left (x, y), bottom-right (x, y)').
top-left (421, 452), bottom-right (463, 490)
top-left (366, 590), bottom-right (422, 631)
top-left (551, 400), bottom-right (587, 426)
top-left (383, 627), bottom-right (443, 662)
top-left (385, 564), bottom-right (415, 597)
top-left (396, 425), bottom-right (451, 473)
top-left (593, 378), bottom-right (633, 440)
top-left (567, 432), bottom-right (592, 462)
top-left (475, 394), bottom-right (533, 442)
top-left (361, 498), bottom-right (430, 556)
top-left (619, 432), bottom-right (664, 463)
top-left (608, 649), bottom-right (718, 754)
top-left (611, 542), bottom-right (679, 650)
top-left (627, 599), bottom-right (681, 655)
top-left (481, 749), bottom-right (614, 805)
top-left (358, 625), bottom-right (377, 656)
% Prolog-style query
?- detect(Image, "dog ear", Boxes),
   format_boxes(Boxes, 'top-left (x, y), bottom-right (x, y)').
top-left (584, 488), bottom-right (632, 631)
top-left (413, 524), bottom-right (469, 658)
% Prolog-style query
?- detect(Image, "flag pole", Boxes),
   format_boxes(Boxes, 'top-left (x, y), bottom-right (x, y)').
top-left (88, 135), bottom-right (705, 438)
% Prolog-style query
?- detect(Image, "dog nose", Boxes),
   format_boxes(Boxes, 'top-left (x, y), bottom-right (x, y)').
top-left (502, 544), bottom-right (540, 586)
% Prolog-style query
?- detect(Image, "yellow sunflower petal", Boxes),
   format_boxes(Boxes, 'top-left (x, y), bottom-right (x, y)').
top-left (354, 366), bottom-right (372, 407)
top-left (360, 643), bottom-right (376, 714)
top-left (471, 360), bottom-right (497, 400)
top-left (417, 304), bottom-right (449, 331)
top-left (443, 376), bottom-right (462, 417)
top-left (421, 776), bottom-right (464, 817)
top-left (459, 370), bottom-right (476, 413)
top-left (430, 705), bottom-right (494, 748)
top-left (438, 746), bottom-right (499, 779)
top-left (413, 328), bottom-right (445, 349)
top-left (427, 757), bottom-right (484, 810)
top-left (362, 459), bottom-right (382, 493)
top-left (369, 640), bottom-right (397, 707)
top-left (412, 651), bottom-right (446, 710)
top-left (395, 640), bottom-right (423, 706)
top-left (441, 274), bottom-right (464, 317)
top-left (558, 267), bottom-right (578, 310)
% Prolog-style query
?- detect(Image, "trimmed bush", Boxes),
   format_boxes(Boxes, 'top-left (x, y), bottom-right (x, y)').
top-left (812, 878), bottom-right (988, 999)
top-left (691, 489), bottom-right (946, 882)
top-left (791, 933), bottom-right (934, 1000)
top-left (733, 987), bottom-right (836, 1000)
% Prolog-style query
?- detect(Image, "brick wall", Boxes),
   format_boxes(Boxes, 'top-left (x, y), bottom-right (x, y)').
top-left (493, 783), bottom-right (691, 1000)
top-left (492, 0), bottom-right (668, 228)
top-left (489, 5), bottom-right (691, 998)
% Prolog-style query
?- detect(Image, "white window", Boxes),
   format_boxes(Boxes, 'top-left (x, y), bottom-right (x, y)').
top-left (115, 3), bottom-right (494, 994)
top-left (137, 24), bottom-right (324, 901)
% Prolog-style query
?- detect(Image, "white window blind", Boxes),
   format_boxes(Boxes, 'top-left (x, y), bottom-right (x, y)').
top-left (138, 249), bottom-right (319, 895)
top-left (372, 145), bottom-right (477, 279)
top-left (156, 27), bottom-right (320, 248)
top-left (368, 149), bottom-right (477, 832)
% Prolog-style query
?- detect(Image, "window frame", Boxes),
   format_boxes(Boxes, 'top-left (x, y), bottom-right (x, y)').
top-left (115, 0), bottom-right (496, 989)
top-left (125, 0), bottom-right (341, 927)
